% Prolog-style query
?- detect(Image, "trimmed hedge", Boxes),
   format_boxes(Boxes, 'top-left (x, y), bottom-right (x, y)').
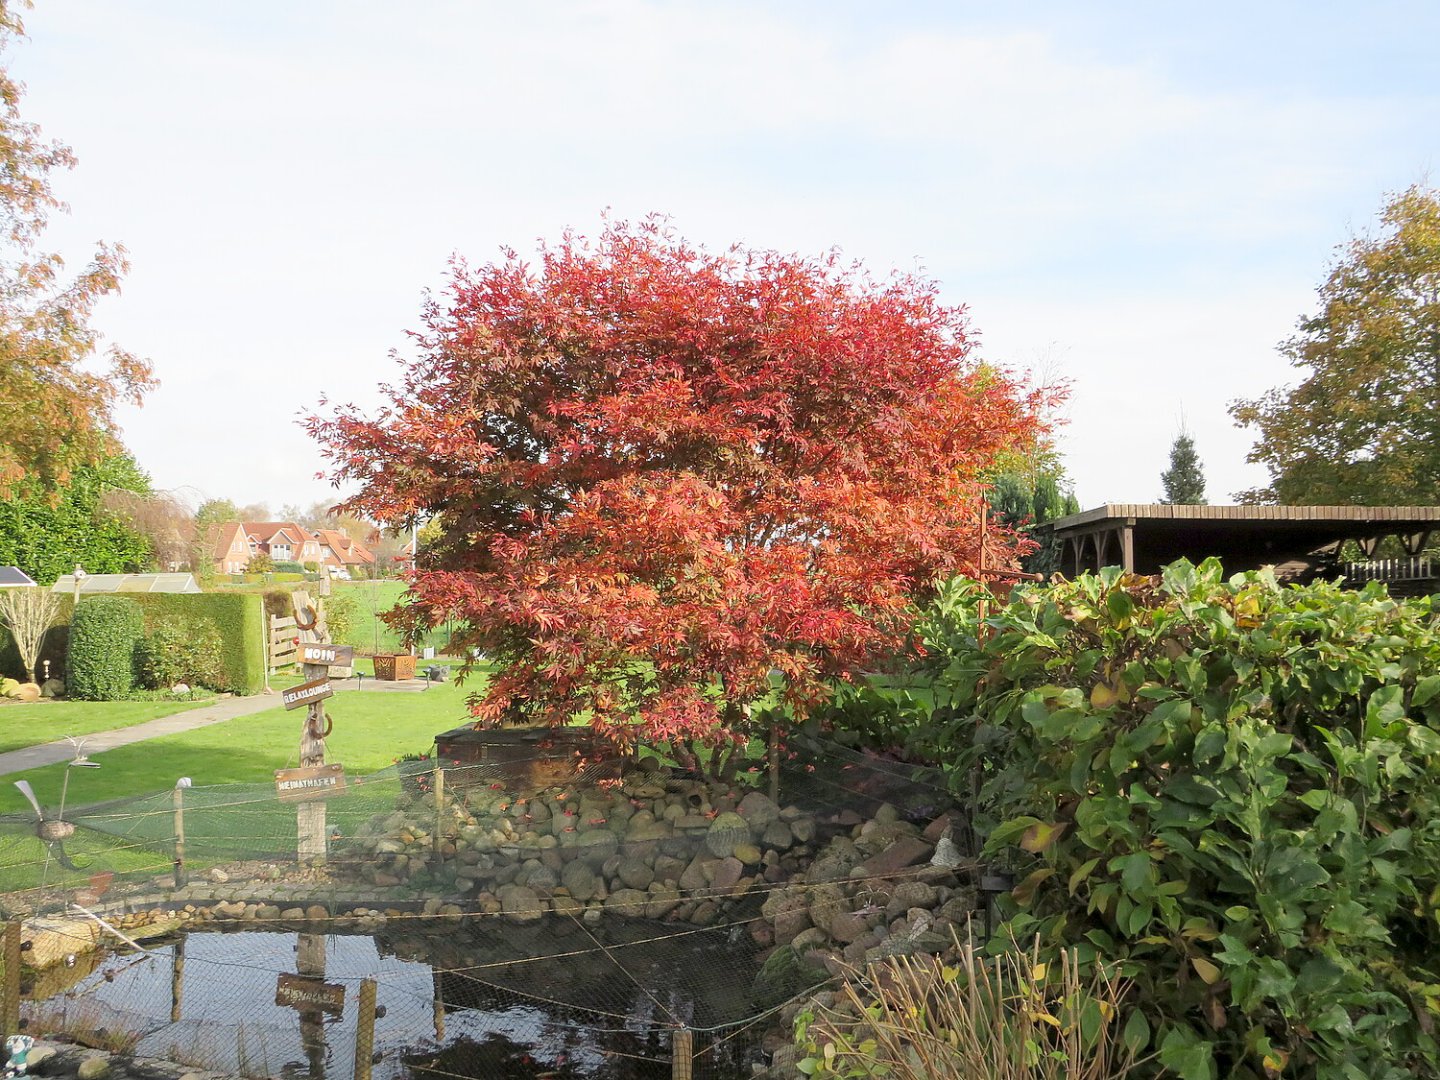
top-left (67, 596), bottom-right (144, 700)
top-left (7, 592), bottom-right (265, 696)
top-left (129, 593), bottom-right (265, 695)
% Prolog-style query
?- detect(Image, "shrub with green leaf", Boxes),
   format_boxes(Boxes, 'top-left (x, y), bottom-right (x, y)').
top-left (136, 615), bottom-right (223, 690)
top-left (67, 595), bottom-right (144, 700)
top-left (890, 560), bottom-right (1440, 1079)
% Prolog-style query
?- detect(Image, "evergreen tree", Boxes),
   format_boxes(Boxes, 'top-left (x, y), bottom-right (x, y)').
top-left (1161, 432), bottom-right (1207, 504)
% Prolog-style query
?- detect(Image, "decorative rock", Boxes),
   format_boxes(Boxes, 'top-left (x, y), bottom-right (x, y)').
top-left (561, 862), bottom-right (598, 902)
top-left (737, 790), bottom-right (781, 829)
top-left (604, 888), bottom-right (649, 916)
top-left (705, 812), bottom-right (750, 858)
top-left (40, 678), bottom-right (64, 698)
top-left (789, 816), bottom-right (817, 844)
top-left (306, 905), bottom-right (329, 921)
top-left (616, 858), bottom-right (655, 891)
top-left (679, 854), bottom-right (713, 893)
top-left (498, 884), bottom-right (544, 922)
top-left (709, 856), bottom-right (745, 895)
top-left (14, 682), bottom-right (40, 702)
top-left (281, 907), bottom-right (306, 919)
top-left (171, 682), bottom-right (191, 695)
top-left (761, 821), bottom-right (793, 850)
top-left (857, 837), bottom-right (934, 879)
top-left (254, 904), bottom-right (281, 921)
top-left (77, 1056), bottom-right (111, 1080)
top-left (829, 910), bottom-right (870, 944)
top-left (212, 900), bottom-right (246, 920)
top-left (206, 868), bottom-right (229, 884)
top-left (645, 885), bottom-right (682, 919)
top-left (732, 842), bottom-right (762, 866)
top-left (886, 880), bottom-right (939, 919)
top-left (690, 900), bottom-right (719, 924)
top-left (874, 803), bottom-right (901, 825)
top-left (551, 894), bottom-right (584, 918)
top-left (923, 811), bottom-right (964, 843)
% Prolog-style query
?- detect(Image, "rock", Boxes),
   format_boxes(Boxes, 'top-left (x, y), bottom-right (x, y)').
top-left (206, 868), bottom-right (229, 884)
top-left (874, 803), bottom-right (901, 825)
top-left (616, 858), bottom-right (655, 891)
top-left (645, 885), bottom-right (682, 919)
top-left (829, 910), bottom-right (870, 944)
top-left (789, 816), bottom-right (817, 844)
top-left (306, 905), bottom-right (329, 921)
top-left (732, 842), bottom-right (762, 866)
top-left (498, 884), bottom-right (544, 923)
top-left (212, 900), bottom-right (247, 920)
top-left (857, 837), bottom-right (934, 879)
top-left (604, 888), bottom-right (649, 916)
top-left (773, 906), bottom-right (812, 946)
top-left (761, 821), bottom-right (793, 850)
top-left (40, 678), bottom-right (63, 698)
top-left (576, 829), bottom-right (619, 866)
top-left (690, 900), bottom-right (719, 924)
top-left (14, 682), bottom-right (40, 702)
top-left (923, 811), bottom-right (964, 843)
top-left (77, 1056), bottom-right (111, 1080)
top-left (679, 854), bottom-right (714, 893)
top-left (254, 904), bottom-right (282, 921)
top-left (791, 926), bottom-right (828, 952)
top-left (171, 682), bottom-right (191, 695)
top-left (561, 862), bottom-right (598, 902)
top-left (737, 790), bottom-right (781, 829)
top-left (551, 894), bottom-right (584, 918)
top-left (807, 883), bottom-right (847, 931)
top-left (709, 857), bottom-right (745, 894)
top-left (886, 881), bottom-right (939, 919)
top-left (705, 811), bottom-right (750, 857)
top-left (281, 907), bottom-right (306, 920)
top-left (25, 1046), bottom-right (56, 1072)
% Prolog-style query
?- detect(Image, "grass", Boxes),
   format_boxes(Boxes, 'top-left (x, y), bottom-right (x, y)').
top-left (0, 664), bottom-right (489, 816)
top-left (333, 579), bottom-right (409, 654)
top-left (0, 698), bottom-right (214, 754)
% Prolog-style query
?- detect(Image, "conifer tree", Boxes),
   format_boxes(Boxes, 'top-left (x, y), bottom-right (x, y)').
top-left (1161, 432), bottom-right (1207, 504)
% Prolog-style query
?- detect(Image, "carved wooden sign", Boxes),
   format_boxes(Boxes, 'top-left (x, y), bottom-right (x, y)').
top-left (275, 973), bottom-right (346, 1014)
top-left (297, 642), bottom-right (353, 667)
top-left (274, 763), bottom-right (347, 802)
top-left (282, 677), bottom-right (334, 711)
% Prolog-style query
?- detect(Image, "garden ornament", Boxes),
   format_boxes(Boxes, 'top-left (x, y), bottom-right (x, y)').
top-left (5, 1034), bottom-right (35, 1077)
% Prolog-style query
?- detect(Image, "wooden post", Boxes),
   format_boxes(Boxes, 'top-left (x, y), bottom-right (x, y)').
top-left (170, 936), bottom-right (185, 1023)
top-left (671, 1026), bottom-right (693, 1080)
top-left (767, 726), bottom-right (780, 805)
top-left (432, 765), bottom-right (445, 865)
top-left (297, 930), bottom-right (328, 1078)
top-left (1, 918), bottom-right (20, 1041)
top-left (295, 591), bottom-right (330, 865)
top-left (353, 977), bottom-right (378, 1080)
top-left (173, 785), bottom-right (187, 887)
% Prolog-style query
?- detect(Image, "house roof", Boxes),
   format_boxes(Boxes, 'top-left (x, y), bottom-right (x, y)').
top-left (51, 573), bottom-right (202, 594)
top-left (315, 528), bottom-right (376, 565)
top-left (0, 566), bottom-right (36, 587)
top-left (206, 522), bottom-right (246, 562)
top-left (242, 521), bottom-right (311, 548)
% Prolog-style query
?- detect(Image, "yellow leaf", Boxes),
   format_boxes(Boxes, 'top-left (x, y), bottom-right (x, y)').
top-left (1031, 963), bottom-right (1048, 982)
top-left (1191, 955), bottom-right (1222, 985)
top-left (1090, 681), bottom-right (1120, 709)
top-left (1028, 1010), bottom-right (1062, 1028)
top-left (1262, 1048), bottom-right (1290, 1077)
top-left (1020, 821), bottom-right (1069, 853)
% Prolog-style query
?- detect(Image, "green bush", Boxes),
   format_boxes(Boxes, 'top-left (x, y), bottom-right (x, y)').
top-left (324, 589), bottom-right (357, 645)
top-left (136, 616), bottom-right (224, 690)
top-left (130, 593), bottom-right (265, 695)
top-left (885, 561), bottom-right (1440, 1079)
top-left (67, 596), bottom-right (144, 700)
top-left (274, 561), bottom-right (304, 574)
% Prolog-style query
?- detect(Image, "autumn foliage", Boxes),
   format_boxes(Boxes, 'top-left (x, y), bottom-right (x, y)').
top-left (309, 220), bottom-right (1049, 760)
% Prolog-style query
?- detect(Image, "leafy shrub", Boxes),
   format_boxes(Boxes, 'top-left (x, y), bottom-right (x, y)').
top-left (888, 561), bottom-right (1440, 1079)
top-left (248, 553), bottom-right (274, 574)
top-left (136, 616), bottom-right (224, 689)
top-left (274, 560), bottom-right (304, 574)
top-left (130, 593), bottom-right (265, 695)
top-left (67, 596), bottom-right (144, 700)
top-left (325, 589), bottom-right (357, 644)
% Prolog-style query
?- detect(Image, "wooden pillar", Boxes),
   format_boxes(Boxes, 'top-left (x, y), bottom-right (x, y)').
top-left (295, 590), bottom-right (330, 866)
top-left (671, 1027), bottom-right (693, 1080)
top-left (1121, 520), bottom-right (1136, 573)
top-left (297, 931), bottom-right (328, 1079)
top-left (353, 977), bottom-right (378, 1080)
top-left (767, 726), bottom-right (781, 805)
top-left (432, 765), bottom-right (445, 865)
top-left (1, 919), bottom-right (20, 1040)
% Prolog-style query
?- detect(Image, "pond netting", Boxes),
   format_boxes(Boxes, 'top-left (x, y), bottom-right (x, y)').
top-left (0, 739), bottom-right (977, 1079)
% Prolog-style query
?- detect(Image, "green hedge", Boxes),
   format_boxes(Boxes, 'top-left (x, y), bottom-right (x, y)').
top-left (129, 593), bottom-right (265, 695)
top-left (6, 592), bottom-right (265, 695)
top-left (67, 596), bottom-right (144, 700)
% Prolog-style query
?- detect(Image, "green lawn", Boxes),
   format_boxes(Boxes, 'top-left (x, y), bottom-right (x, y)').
top-left (0, 666), bottom-right (488, 816)
top-left (0, 698), bottom-right (214, 755)
top-left (333, 579), bottom-right (410, 654)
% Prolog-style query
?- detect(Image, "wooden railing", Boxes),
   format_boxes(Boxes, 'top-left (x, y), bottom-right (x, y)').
top-left (1340, 557), bottom-right (1435, 583)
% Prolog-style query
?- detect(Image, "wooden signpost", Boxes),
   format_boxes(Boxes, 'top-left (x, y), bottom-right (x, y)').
top-left (297, 642), bottom-right (354, 667)
top-left (275, 763), bottom-right (347, 802)
top-left (276, 973), bottom-right (346, 1015)
top-left (291, 589), bottom-right (334, 864)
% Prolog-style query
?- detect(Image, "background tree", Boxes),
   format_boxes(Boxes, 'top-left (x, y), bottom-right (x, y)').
top-left (986, 435), bottom-right (1081, 576)
top-left (0, 452), bottom-right (150, 583)
top-left (0, 584), bottom-right (59, 683)
top-left (101, 487), bottom-right (195, 569)
top-left (193, 498), bottom-right (240, 531)
top-left (309, 219), bottom-right (1049, 766)
top-left (247, 552), bottom-right (274, 574)
top-left (1231, 185), bottom-right (1440, 504)
top-left (0, 0), bottom-right (153, 494)
top-left (1160, 430), bottom-right (1207, 504)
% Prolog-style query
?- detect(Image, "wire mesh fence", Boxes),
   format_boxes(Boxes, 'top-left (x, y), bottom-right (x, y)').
top-left (1, 740), bottom-right (977, 1078)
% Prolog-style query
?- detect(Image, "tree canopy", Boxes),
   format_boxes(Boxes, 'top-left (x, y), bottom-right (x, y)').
top-left (1231, 186), bottom-right (1440, 504)
top-left (310, 219), bottom-right (1050, 758)
top-left (0, 0), bottom-right (153, 495)
top-left (1160, 431), bottom-right (1206, 504)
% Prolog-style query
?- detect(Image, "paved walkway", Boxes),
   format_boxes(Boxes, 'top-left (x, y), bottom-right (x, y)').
top-left (0, 678), bottom-right (431, 777)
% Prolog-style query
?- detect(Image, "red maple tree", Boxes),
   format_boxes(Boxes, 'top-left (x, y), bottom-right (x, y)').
top-left (308, 219), bottom-right (1050, 770)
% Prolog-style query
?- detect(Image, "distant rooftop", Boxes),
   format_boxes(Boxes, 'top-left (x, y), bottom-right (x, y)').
top-left (50, 573), bottom-right (202, 595)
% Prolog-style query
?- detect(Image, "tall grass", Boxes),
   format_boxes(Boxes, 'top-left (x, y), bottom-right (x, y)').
top-left (796, 935), bottom-right (1145, 1079)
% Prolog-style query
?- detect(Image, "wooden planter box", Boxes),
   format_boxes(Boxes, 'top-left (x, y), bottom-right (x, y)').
top-left (373, 653), bottom-right (416, 681)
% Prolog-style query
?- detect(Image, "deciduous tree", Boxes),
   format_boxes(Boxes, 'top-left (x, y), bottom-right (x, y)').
top-left (0, 584), bottom-right (59, 683)
top-left (1231, 186), bottom-right (1440, 504)
top-left (309, 220), bottom-right (1049, 763)
top-left (0, 1), bottom-right (153, 494)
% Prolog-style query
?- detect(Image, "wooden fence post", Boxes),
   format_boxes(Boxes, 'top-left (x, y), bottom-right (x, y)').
top-left (671, 1026), bottom-right (693, 1080)
top-left (353, 977), bottom-right (378, 1080)
top-left (1, 918), bottom-right (20, 1041)
top-left (432, 765), bottom-right (445, 865)
top-left (173, 785), bottom-right (186, 888)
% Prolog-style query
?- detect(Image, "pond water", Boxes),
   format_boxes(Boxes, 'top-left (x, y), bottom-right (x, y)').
top-left (24, 916), bottom-right (775, 1079)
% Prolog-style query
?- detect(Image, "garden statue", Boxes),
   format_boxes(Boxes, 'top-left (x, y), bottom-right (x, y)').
top-left (4, 1034), bottom-right (34, 1077)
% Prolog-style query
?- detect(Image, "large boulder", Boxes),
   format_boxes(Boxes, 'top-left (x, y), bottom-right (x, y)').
top-left (497, 884), bottom-right (545, 923)
top-left (705, 812), bottom-right (750, 858)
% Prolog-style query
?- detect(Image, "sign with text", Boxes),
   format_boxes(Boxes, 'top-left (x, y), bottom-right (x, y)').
top-left (275, 763), bottom-right (347, 802)
top-left (297, 642), bottom-right (353, 667)
top-left (275, 973), bottom-right (346, 1014)
top-left (282, 677), bottom-right (334, 711)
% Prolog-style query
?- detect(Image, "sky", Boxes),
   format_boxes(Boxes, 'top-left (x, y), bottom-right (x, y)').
top-left (11, 1), bottom-right (1440, 513)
